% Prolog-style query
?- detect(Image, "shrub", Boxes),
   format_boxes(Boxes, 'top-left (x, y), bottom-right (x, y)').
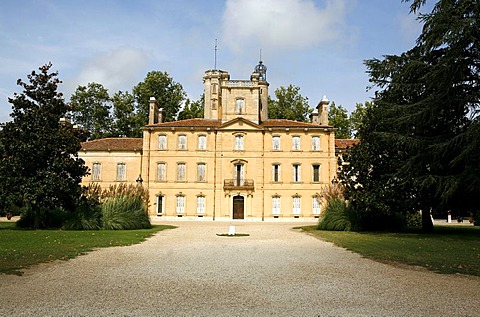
top-left (101, 195), bottom-right (151, 230)
top-left (406, 212), bottom-right (422, 227)
top-left (16, 206), bottom-right (69, 229)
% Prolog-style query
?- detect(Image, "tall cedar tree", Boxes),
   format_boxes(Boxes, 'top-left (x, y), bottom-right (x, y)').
top-left (0, 63), bottom-right (88, 228)
top-left (342, 0), bottom-right (480, 230)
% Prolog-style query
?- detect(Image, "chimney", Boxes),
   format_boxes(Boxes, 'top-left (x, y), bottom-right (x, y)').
top-left (158, 108), bottom-right (164, 123)
top-left (317, 95), bottom-right (330, 125)
top-left (148, 97), bottom-right (159, 124)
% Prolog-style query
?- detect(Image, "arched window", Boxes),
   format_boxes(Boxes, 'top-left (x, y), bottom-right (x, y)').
top-left (196, 196), bottom-right (206, 215)
top-left (235, 135), bottom-right (244, 150)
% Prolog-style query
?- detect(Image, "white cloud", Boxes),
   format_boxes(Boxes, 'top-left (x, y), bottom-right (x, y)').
top-left (396, 11), bottom-right (422, 44)
top-left (222, 0), bottom-right (347, 52)
top-left (69, 47), bottom-right (150, 94)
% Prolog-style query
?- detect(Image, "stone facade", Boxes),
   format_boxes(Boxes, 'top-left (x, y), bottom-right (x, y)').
top-left (80, 62), bottom-right (339, 221)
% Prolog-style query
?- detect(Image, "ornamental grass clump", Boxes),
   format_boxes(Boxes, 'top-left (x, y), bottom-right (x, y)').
top-left (62, 201), bottom-right (102, 230)
top-left (101, 195), bottom-right (151, 230)
top-left (317, 184), bottom-right (359, 231)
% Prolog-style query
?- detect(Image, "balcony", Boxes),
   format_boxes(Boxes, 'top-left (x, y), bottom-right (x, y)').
top-left (223, 179), bottom-right (254, 191)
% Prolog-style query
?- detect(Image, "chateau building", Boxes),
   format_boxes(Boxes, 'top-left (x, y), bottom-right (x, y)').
top-left (80, 62), bottom-right (339, 221)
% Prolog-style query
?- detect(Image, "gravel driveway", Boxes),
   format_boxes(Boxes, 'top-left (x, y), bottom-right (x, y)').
top-left (1, 221), bottom-right (479, 317)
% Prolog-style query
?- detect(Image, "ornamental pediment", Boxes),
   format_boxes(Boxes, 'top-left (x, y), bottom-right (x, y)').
top-left (219, 118), bottom-right (263, 131)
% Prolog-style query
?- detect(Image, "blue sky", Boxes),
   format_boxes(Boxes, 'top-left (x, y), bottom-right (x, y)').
top-left (0, 0), bottom-right (435, 123)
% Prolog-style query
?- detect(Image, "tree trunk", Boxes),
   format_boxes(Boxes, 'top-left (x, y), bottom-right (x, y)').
top-left (422, 209), bottom-right (434, 232)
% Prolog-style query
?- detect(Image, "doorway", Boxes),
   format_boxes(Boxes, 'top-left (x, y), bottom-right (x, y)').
top-left (233, 195), bottom-right (245, 219)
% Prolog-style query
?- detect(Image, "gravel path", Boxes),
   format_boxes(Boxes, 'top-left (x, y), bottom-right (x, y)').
top-left (0, 221), bottom-right (479, 317)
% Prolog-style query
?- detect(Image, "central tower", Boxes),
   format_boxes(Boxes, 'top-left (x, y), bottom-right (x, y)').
top-left (203, 61), bottom-right (269, 124)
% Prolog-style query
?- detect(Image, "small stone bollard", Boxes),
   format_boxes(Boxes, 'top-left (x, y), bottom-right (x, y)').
top-left (228, 225), bottom-right (236, 236)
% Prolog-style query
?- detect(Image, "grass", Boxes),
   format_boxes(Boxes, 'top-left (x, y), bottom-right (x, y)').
top-left (0, 222), bottom-right (175, 275)
top-left (301, 225), bottom-right (480, 277)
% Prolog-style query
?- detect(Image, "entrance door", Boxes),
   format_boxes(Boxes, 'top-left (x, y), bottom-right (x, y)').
top-left (233, 195), bottom-right (245, 219)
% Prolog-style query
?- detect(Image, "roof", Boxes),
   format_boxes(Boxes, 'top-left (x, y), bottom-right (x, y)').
top-left (146, 118), bottom-right (332, 129)
top-left (261, 119), bottom-right (333, 128)
top-left (146, 118), bottom-right (222, 128)
top-left (335, 139), bottom-right (360, 151)
top-left (80, 138), bottom-right (143, 151)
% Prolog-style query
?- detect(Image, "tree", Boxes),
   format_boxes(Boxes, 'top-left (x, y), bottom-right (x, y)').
top-left (111, 91), bottom-right (143, 137)
top-left (328, 102), bottom-right (352, 139)
top-left (342, 0), bottom-right (480, 230)
top-left (133, 71), bottom-right (186, 124)
top-left (0, 63), bottom-right (88, 228)
top-left (350, 102), bottom-right (373, 138)
top-left (268, 85), bottom-right (312, 122)
top-left (69, 82), bottom-right (112, 140)
top-left (178, 95), bottom-right (204, 120)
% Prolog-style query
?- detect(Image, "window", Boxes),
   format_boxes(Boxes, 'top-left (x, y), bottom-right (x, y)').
top-left (293, 164), bottom-right (301, 182)
top-left (158, 135), bottom-right (167, 150)
top-left (92, 163), bottom-right (101, 181)
top-left (292, 136), bottom-right (301, 150)
top-left (157, 163), bottom-right (166, 181)
top-left (312, 196), bottom-right (321, 215)
top-left (272, 196), bottom-right (281, 215)
top-left (293, 196), bottom-right (301, 215)
top-left (236, 98), bottom-right (244, 114)
top-left (272, 164), bottom-right (281, 182)
top-left (116, 163), bottom-right (126, 181)
top-left (198, 135), bottom-right (207, 150)
top-left (272, 136), bottom-right (281, 150)
top-left (178, 135), bottom-right (187, 150)
top-left (212, 83), bottom-right (218, 94)
top-left (197, 163), bottom-right (206, 182)
top-left (197, 196), bottom-right (206, 214)
top-left (156, 195), bottom-right (164, 215)
top-left (177, 163), bottom-right (186, 181)
top-left (235, 135), bottom-right (244, 150)
top-left (312, 136), bottom-right (320, 151)
top-left (312, 164), bottom-right (320, 182)
top-left (176, 196), bottom-right (185, 214)
top-left (234, 164), bottom-right (244, 186)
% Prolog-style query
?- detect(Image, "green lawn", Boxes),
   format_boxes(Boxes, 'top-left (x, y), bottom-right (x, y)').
top-left (302, 225), bottom-right (480, 277)
top-left (0, 222), bottom-right (175, 275)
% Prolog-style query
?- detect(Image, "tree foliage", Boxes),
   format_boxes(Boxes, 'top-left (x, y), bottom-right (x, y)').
top-left (178, 95), bottom-right (204, 120)
top-left (133, 71), bottom-right (186, 124)
top-left (0, 63), bottom-right (88, 228)
top-left (111, 90), bottom-right (143, 137)
top-left (70, 82), bottom-right (112, 140)
top-left (328, 102), bottom-right (352, 139)
top-left (341, 0), bottom-right (480, 230)
top-left (268, 85), bottom-right (311, 122)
